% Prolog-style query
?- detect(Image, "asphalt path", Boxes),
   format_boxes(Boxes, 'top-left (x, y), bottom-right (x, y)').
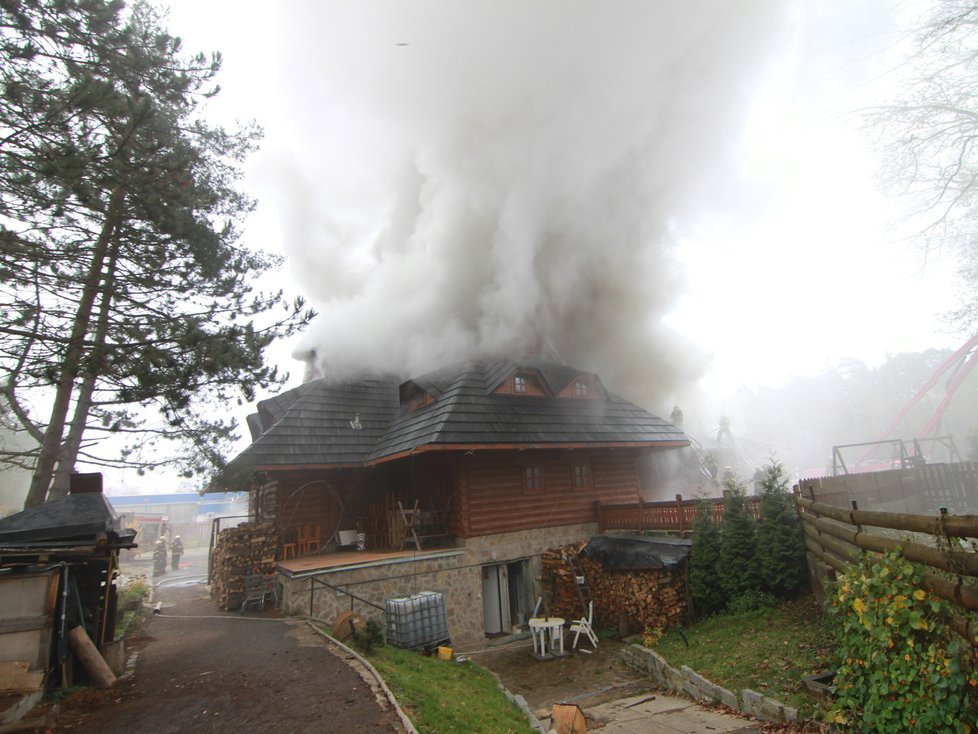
top-left (53, 549), bottom-right (403, 734)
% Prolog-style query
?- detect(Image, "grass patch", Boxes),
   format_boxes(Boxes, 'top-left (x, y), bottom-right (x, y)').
top-left (653, 596), bottom-right (834, 717)
top-left (368, 645), bottom-right (537, 734)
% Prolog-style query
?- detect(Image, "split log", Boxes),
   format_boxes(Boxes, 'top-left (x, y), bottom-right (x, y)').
top-left (209, 522), bottom-right (278, 610)
top-left (542, 543), bottom-right (688, 634)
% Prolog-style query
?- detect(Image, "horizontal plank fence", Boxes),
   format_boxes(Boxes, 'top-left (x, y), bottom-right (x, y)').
top-left (799, 461), bottom-right (978, 515)
top-left (596, 493), bottom-right (761, 535)
top-left (795, 490), bottom-right (978, 645)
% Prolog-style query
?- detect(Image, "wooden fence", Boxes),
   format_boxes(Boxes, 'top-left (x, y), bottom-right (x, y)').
top-left (596, 493), bottom-right (761, 535)
top-left (795, 489), bottom-right (978, 645)
top-left (799, 461), bottom-right (978, 514)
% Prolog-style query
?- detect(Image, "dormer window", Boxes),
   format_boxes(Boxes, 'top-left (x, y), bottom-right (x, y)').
top-left (494, 370), bottom-right (546, 396)
top-left (400, 381), bottom-right (435, 412)
top-left (556, 374), bottom-right (600, 399)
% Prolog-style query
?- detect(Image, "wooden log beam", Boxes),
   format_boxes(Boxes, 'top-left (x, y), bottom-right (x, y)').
top-left (816, 530), bottom-right (862, 565)
top-left (921, 570), bottom-right (978, 613)
top-left (829, 520), bottom-right (978, 577)
top-left (800, 500), bottom-right (978, 576)
top-left (67, 626), bottom-right (116, 689)
top-left (803, 535), bottom-right (847, 574)
top-left (948, 611), bottom-right (978, 644)
top-left (797, 497), bottom-right (978, 539)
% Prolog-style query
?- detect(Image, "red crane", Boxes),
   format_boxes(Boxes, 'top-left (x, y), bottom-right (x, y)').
top-left (850, 334), bottom-right (978, 467)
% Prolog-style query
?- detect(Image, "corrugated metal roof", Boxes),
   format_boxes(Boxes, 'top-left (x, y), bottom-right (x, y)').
top-left (230, 360), bottom-right (687, 470)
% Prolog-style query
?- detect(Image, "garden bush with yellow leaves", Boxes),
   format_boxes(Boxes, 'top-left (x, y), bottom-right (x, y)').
top-left (828, 550), bottom-right (977, 733)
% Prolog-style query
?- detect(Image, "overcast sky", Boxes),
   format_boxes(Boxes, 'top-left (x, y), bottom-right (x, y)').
top-left (120, 0), bottom-right (970, 489)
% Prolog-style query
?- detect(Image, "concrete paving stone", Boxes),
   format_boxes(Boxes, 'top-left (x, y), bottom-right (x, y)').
top-left (587, 693), bottom-right (691, 720)
top-left (582, 693), bottom-right (761, 734)
top-left (658, 706), bottom-right (761, 732)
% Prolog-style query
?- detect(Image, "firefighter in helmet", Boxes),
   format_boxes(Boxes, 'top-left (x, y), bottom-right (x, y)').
top-left (170, 535), bottom-right (184, 572)
top-left (153, 537), bottom-right (168, 576)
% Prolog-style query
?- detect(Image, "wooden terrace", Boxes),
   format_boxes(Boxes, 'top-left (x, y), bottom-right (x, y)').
top-left (276, 547), bottom-right (462, 578)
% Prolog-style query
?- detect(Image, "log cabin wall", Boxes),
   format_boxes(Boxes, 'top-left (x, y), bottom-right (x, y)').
top-left (274, 472), bottom-right (337, 549)
top-left (458, 448), bottom-right (646, 538)
top-left (250, 479), bottom-right (278, 524)
top-left (413, 454), bottom-right (460, 531)
top-left (360, 457), bottom-right (459, 549)
top-left (272, 468), bottom-right (379, 549)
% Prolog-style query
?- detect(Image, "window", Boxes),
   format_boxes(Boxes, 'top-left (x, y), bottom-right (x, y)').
top-left (523, 465), bottom-right (543, 493)
top-left (573, 380), bottom-right (588, 397)
top-left (514, 375), bottom-right (527, 393)
top-left (573, 463), bottom-right (591, 489)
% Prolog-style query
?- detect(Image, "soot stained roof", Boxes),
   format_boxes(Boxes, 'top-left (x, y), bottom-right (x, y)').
top-left (230, 359), bottom-right (688, 471)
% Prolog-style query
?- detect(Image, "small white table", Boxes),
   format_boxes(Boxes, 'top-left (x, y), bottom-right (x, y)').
top-left (528, 617), bottom-right (565, 658)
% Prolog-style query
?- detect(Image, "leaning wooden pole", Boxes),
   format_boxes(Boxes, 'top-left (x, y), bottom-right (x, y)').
top-left (67, 626), bottom-right (117, 689)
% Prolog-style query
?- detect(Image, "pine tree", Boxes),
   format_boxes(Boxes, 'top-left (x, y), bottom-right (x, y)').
top-left (689, 500), bottom-right (726, 617)
top-left (0, 1), bottom-right (312, 506)
top-left (755, 461), bottom-right (807, 598)
top-left (718, 477), bottom-right (759, 602)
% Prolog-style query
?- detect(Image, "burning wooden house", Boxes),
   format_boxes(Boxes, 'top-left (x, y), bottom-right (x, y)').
top-left (215, 359), bottom-right (689, 646)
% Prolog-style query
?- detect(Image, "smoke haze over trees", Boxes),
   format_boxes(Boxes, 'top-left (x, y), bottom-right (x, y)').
top-left (699, 348), bottom-right (978, 477)
top-left (869, 0), bottom-right (978, 329)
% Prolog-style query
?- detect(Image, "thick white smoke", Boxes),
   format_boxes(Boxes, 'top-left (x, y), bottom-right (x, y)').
top-left (266, 1), bottom-right (789, 406)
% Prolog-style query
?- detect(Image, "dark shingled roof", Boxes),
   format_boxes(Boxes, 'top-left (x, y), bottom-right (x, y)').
top-left (235, 376), bottom-right (400, 468)
top-left (0, 492), bottom-right (136, 547)
top-left (231, 359), bottom-right (687, 471)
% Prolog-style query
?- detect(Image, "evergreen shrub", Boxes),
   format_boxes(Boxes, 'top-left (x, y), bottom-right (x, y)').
top-left (689, 500), bottom-right (726, 616)
top-left (756, 461), bottom-right (807, 598)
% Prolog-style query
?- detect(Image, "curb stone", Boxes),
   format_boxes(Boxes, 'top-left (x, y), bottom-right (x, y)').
top-left (485, 668), bottom-right (550, 733)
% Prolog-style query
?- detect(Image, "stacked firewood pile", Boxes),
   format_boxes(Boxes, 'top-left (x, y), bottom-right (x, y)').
top-left (541, 542), bottom-right (688, 634)
top-left (210, 521), bottom-right (278, 611)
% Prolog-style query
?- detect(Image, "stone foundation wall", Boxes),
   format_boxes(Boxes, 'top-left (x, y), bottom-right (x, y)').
top-left (279, 550), bottom-right (486, 645)
top-left (460, 522), bottom-right (598, 618)
top-left (621, 644), bottom-right (799, 724)
top-left (278, 523), bottom-right (598, 648)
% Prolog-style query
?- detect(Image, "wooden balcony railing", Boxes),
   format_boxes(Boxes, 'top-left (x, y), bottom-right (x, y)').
top-left (596, 493), bottom-right (761, 535)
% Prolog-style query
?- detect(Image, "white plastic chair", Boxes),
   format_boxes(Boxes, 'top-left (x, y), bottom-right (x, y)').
top-left (570, 601), bottom-right (598, 649)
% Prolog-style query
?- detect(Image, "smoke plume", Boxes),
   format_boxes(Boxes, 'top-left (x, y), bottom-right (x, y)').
top-left (267, 1), bottom-right (787, 407)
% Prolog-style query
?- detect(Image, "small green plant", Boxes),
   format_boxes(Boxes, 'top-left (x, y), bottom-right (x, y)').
top-left (727, 590), bottom-right (777, 616)
top-left (116, 576), bottom-right (152, 637)
top-left (828, 550), bottom-right (978, 733)
top-left (118, 576), bottom-right (151, 608)
top-left (352, 619), bottom-right (385, 655)
top-left (641, 625), bottom-right (664, 647)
